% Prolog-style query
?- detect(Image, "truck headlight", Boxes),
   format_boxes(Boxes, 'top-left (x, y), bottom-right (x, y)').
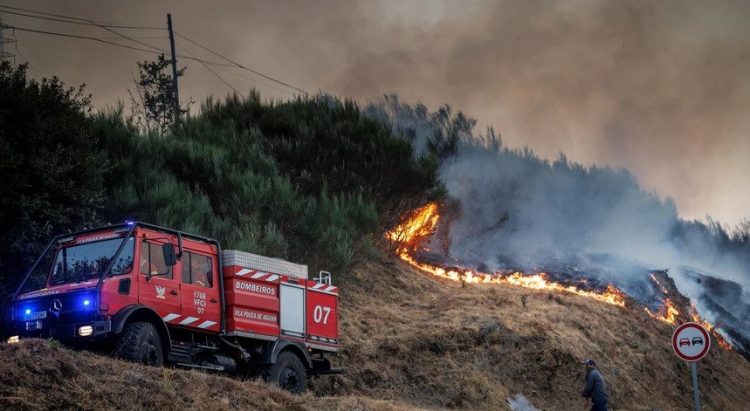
top-left (78, 325), bottom-right (93, 337)
top-left (7, 336), bottom-right (19, 344)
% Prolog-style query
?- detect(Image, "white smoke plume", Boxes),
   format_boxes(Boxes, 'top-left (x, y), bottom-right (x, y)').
top-left (367, 96), bottom-right (750, 352)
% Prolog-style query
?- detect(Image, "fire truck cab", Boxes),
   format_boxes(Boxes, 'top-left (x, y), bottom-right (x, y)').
top-left (3, 222), bottom-right (341, 393)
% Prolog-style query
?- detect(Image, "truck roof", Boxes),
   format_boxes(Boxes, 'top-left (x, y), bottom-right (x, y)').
top-left (62, 221), bottom-right (219, 246)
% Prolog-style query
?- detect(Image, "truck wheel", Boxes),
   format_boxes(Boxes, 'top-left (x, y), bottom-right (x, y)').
top-left (114, 321), bottom-right (163, 366)
top-left (264, 351), bottom-right (308, 394)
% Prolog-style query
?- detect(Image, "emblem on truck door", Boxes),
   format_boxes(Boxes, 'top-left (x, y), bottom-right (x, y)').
top-left (155, 285), bottom-right (166, 299)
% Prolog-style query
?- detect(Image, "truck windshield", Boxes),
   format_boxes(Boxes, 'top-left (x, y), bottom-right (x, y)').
top-left (49, 236), bottom-right (134, 286)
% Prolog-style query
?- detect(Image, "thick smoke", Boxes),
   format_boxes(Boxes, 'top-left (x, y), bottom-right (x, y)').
top-left (8, 0), bottom-right (750, 225)
top-left (367, 96), bottom-right (750, 351)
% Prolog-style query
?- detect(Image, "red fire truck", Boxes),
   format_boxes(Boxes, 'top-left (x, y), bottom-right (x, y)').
top-left (3, 222), bottom-right (341, 392)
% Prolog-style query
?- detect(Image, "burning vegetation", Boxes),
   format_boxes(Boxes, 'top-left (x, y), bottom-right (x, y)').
top-left (644, 275), bottom-right (681, 325)
top-left (388, 203), bottom-right (628, 306)
top-left (645, 298), bottom-right (680, 325)
top-left (644, 272), bottom-right (734, 350)
top-left (387, 202), bottom-right (734, 350)
top-left (691, 308), bottom-right (733, 351)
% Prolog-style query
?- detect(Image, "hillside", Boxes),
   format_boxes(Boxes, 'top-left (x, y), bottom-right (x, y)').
top-left (2, 62), bottom-right (749, 411)
top-left (0, 339), bottom-right (414, 411)
top-left (3, 256), bottom-right (749, 410)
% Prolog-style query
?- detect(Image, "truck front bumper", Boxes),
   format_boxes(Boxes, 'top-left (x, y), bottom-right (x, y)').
top-left (51, 320), bottom-right (112, 339)
top-left (9, 320), bottom-right (112, 340)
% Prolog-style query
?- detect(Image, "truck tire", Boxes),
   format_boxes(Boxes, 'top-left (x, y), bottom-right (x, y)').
top-left (114, 321), bottom-right (163, 366)
top-left (264, 351), bottom-right (308, 394)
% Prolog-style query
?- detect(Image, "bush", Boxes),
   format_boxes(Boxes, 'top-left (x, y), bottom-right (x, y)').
top-left (92, 92), bottom-right (440, 275)
top-left (0, 73), bottom-right (440, 291)
top-left (0, 63), bottom-right (107, 296)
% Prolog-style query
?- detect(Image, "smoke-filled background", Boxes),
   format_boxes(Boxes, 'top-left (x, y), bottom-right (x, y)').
top-left (2, 0), bottom-right (749, 227)
top-left (367, 96), bottom-right (750, 353)
top-left (3, 0), bottom-right (749, 349)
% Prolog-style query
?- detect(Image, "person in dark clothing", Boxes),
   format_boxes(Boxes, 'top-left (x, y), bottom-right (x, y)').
top-left (581, 359), bottom-right (609, 411)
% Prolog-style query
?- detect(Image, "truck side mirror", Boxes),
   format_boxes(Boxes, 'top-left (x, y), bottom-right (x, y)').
top-left (162, 243), bottom-right (177, 267)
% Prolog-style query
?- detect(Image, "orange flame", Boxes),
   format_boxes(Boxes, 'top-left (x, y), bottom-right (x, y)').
top-left (388, 203), bottom-right (626, 307)
top-left (388, 203), bottom-right (735, 351)
top-left (387, 203), bottom-right (440, 245)
top-left (644, 298), bottom-right (679, 325)
top-left (690, 308), bottom-right (733, 350)
top-left (649, 274), bottom-right (670, 295)
top-left (644, 277), bottom-right (733, 350)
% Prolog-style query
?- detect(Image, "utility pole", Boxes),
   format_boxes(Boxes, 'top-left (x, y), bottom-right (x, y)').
top-left (0, 14), bottom-right (18, 64)
top-left (166, 13), bottom-right (180, 123)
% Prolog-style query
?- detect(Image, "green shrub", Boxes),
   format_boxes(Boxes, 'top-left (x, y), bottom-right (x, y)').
top-left (91, 92), bottom-right (440, 275)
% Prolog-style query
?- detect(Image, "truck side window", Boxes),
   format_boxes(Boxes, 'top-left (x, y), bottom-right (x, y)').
top-left (181, 252), bottom-right (213, 288)
top-left (139, 240), bottom-right (171, 279)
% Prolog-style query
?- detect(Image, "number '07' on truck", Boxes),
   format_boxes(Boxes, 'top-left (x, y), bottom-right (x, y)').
top-left (2, 222), bottom-right (343, 393)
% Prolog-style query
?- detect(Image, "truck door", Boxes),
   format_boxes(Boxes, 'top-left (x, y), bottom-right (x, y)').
top-left (178, 251), bottom-right (220, 332)
top-left (138, 239), bottom-right (181, 321)
top-left (280, 282), bottom-right (306, 339)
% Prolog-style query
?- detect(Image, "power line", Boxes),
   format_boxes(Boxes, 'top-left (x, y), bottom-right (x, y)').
top-left (176, 38), bottom-right (244, 98)
top-left (91, 21), bottom-right (164, 53)
top-left (175, 31), bottom-right (308, 96)
top-left (173, 31), bottom-right (295, 97)
top-left (10, 25), bottom-right (166, 54)
top-left (214, 63), bottom-right (297, 97)
top-left (0, 6), bottom-right (165, 40)
top-left (85, 36), bottom-right (167, 41)
top-left (0, 8), bottom-right (93, 26)
top-left (0, 5), bottom-right (174, 79)
top-left (3, 3), bottom-right (310, 98)
top-left (0, 6), bottom-right (168, 54)
top-left (0, 4), bottom-right (163, 30)
top-left (8, 24), bottom-right (233, 67)
top-left (0, 6), bottom-right (167, 55)
top-left (10, 22), bottom-right (300, 85)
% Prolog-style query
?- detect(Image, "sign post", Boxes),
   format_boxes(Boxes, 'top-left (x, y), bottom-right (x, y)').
top-left (690, 362), bottom-right (700, 411)
top-left (672, 322), bottom-right (711, 411)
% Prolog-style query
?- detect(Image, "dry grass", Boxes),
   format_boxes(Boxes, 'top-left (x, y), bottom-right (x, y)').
top-left (1, 256), bottom-right (749, 410)
top-left (0, 339), bottom-right (300, 410)
top-left (0, 339), bottom-right (417, 411)
top-left (312, 256), bottom-right (750, 410)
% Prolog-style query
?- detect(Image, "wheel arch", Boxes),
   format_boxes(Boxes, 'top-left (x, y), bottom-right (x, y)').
top-left (111, 305), bottom-right (171, 355)
top-left (270, 340), bottom-right (312, 370)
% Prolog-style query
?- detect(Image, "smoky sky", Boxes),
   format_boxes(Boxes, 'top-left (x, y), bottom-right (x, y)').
top-left (3, 0), bottom-right (749, 226)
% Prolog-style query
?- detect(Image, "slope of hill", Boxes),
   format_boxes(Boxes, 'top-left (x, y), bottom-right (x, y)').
top-left (0, 338), bottom-right (426, 411)
top-left (2, 256), bottom-right (748, 410)
top-left (2, 65), bottom-right (749, 410)
top-left (315, 257), bottom-right (750, 410)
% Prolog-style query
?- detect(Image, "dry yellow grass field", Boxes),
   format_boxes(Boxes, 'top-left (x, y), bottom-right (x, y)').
top-left (313, 256), bottom-right (750, 410)
top-left (0, 338), bottom-right (421, 411)
top-left (1, 256), bottom-right (748, 410)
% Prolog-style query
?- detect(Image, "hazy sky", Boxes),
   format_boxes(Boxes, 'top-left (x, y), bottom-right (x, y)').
top-left (2, 0), bottom-right (749, 226)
